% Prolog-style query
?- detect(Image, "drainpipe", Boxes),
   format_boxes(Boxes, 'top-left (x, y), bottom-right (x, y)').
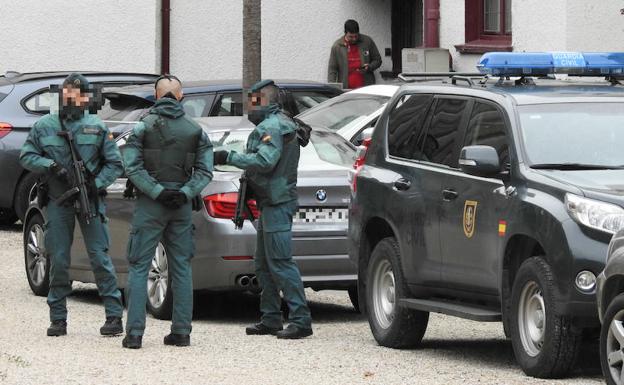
top-left (424, 0), bottom-right (440, 48)
top-left (161, 0), bottom-right (171, 74)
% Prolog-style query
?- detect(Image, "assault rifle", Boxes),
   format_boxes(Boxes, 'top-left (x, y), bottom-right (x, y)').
top-left (233, 172), bottom-right (255, 230)
top-left (56, 121), bottom-right (97, 224)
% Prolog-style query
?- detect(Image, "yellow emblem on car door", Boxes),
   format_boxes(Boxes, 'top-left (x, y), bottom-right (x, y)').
top-left (463, 200), bottom-right (478, 238)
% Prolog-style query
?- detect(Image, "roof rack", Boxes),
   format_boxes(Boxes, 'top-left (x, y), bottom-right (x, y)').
top-left (398, 72), bottom-right (483, 82)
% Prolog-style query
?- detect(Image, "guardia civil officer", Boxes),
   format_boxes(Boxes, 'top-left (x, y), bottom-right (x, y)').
top-left (20, 73), bottom-right (124, 337)
top-left (213, 80), bottom-right (313, 339)
top-left (121, 75), bottom-right (213, 349)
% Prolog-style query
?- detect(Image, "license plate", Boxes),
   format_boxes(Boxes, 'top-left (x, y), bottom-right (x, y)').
top-left (293, 207), bottom-right (348, 224)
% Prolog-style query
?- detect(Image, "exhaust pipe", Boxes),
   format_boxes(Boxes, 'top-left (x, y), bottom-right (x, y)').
top-left (237, 275), bottom-right (251, 288)
top-left (250, 275), bottom-right (259, 288)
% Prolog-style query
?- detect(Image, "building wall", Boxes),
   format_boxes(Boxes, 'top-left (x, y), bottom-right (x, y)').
top-left (0, 0), bottom-right (158, 74)
top-left (440, 0), bottom-right (624, 73)
top-left (170, 0), bottom-right (393, 83)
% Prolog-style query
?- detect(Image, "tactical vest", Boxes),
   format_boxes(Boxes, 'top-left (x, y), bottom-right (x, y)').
top-left (141, 114), bottom-right (202, 183)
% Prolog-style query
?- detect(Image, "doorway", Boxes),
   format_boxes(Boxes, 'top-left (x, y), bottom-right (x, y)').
top-left (391, 0), bottom-right (424, 75)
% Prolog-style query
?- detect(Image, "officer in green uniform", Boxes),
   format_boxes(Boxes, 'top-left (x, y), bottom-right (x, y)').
top-left (20, 73), bottom-right (124, 337)
top-left (121, 75), bottom-right (213, 349)
top-left (213, 79), bottom-right (313, 339)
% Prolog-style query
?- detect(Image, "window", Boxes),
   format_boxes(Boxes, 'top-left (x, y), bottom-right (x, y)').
top-left (298, 94), bottom-right (389, 132)
top-left (387, 94), bottom-right (434, 160)
top-left (210, 93), bottom-right (243, 117)
top-left (290, 91), bottom-right (334, 114)
top-left (23, 90), bottom-right (55, 114)
top-left (456, 0), bottom-right (512, 54)
top-left (424, 98), bottom-right (469, 167)
top-left (464, 101), bottom-right (509, 168)
top-left (181, 95), bottom-right (210, 118)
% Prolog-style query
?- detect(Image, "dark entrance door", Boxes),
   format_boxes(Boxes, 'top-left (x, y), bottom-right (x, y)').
top-left (391, 0), bottom-right (424, 75)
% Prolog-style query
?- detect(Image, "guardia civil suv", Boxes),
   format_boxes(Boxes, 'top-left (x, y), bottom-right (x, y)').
top-left (349, 52), bottom-right (624, 379)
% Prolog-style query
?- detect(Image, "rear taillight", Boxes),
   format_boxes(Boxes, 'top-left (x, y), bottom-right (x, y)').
top-left (351, 138), bottom-right (372, 193)
top-left (0, 123), bottom-right (12, 139)
top-left (203, 192), bottom-right (259, 219)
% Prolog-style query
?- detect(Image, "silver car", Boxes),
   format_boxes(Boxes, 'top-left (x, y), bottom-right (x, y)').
top-left (23, 117), bottom-right (358, 319)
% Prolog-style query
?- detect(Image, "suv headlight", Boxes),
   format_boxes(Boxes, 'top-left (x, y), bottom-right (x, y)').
top-left (565, 193), bottom-right (624, 234)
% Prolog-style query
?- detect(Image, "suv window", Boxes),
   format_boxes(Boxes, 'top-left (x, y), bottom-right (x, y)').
top-left (387, 94), bottom-right (434, 160)
top-left (464, 101), bottom-right (509, 168)
top-left (181, 94), bottom-right (211, 117)
top-left (210, 93), bottom-right (243, 116)
top-left (424, 98), bottom-right (469, 167)
top-left (23, 90), bottom-right (55, 113)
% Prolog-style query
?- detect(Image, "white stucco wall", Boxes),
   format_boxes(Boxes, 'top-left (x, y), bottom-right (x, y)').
top-left (0, 0), bottom-right (158, 74)
top-left (170, 0), bottom-right (392, 83)
top-left (566, 0), bottom-right (624, 51)
top-left (440, 0), bottom-right (624, 72)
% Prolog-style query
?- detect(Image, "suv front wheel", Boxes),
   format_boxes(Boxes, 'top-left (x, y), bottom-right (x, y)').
top-left (365, 237), bottom-right (429, 348)
top-left (510, 256), bottom-right (582, 378)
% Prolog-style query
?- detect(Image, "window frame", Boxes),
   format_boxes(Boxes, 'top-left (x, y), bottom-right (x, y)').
top-left (455, 0), bottom-right (512, 54)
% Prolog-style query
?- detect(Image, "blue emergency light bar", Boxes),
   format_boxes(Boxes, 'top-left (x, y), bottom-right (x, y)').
top-left (477, 52), bottom-right (624, 77)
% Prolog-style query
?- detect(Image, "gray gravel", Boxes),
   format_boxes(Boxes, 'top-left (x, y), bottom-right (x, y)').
top-left (0, 225), bottom-right (603, 385)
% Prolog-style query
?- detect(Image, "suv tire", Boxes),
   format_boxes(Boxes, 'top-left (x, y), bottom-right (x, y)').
top-left (0, 208), bottom-right (18, 226)
top-left (15, 173), bottom-right (38, 221)
top-left (510, 256), bottom-right (582, 378)
top-left (366, 237), bottom-right (429, 348)
top-left (600, 292), bottom-right (624, 385)
top-left (24, 213), bottom-right (50, 296)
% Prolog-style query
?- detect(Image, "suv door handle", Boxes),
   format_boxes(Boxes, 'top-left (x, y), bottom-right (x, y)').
top-left (442, 189), bottom-right (459, 201)
top-left (393, 178), bottom-right (411, 191)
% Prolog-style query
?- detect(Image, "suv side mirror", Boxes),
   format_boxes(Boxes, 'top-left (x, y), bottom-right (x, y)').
top-left (459, 145), bottom-right (500, 177)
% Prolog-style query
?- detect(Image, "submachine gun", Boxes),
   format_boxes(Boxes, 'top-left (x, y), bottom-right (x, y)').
top-left (55, 121), bottom-right (97, 224)
top-left (233, 171), bottom-right (255, 230)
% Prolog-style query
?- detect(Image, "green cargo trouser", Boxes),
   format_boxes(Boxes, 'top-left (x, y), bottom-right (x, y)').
top-left (255, 200), bottom-right (312, 329)
top-left (125, 195), bottom-right (194, 336)
top-left (45, 199), bottom-right (123, 322)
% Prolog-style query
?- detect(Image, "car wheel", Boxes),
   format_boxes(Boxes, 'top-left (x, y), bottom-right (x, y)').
top-left (348, 286), bottom-right (360, 313)
top-left (0, 208), bottom-right (18, 226)
top-left (15, 173), bottom-right (38, 221)
top-left (146, 242), bottom-right (173, 320)
top-left (600, 293), bottom-right (624, 385)
top-left (510, 256), bottom-right (582, 378)
top-left (24, 213), bottom-right (49, 296)
top-left (365, 237), bottom-right (429, 348)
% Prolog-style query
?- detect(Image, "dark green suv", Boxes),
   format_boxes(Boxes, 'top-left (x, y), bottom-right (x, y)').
top-left (349, 53), bottom-right (624, 379)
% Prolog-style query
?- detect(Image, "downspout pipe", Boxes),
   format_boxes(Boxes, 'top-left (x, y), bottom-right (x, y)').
top-left (161, 0), bottom-right (171, 74)
top-left (424, 0), bottom-right (440, 48)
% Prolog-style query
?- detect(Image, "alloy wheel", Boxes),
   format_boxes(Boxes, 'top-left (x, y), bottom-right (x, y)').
top-left (26, 223), bottom-right (46, 286)
top-left (606, 309), bottom-right (624, 384)
top-left (147, 243), bottom-right (168, 309)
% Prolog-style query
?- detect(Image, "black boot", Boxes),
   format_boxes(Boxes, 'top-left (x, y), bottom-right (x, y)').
top-left (100, 316), bottom-right (123, 336)
top-left (245, 322), bottom-right (283, 336)
top-left (276, 324), bottom-right (313, 339)
top-left (163, 333), bottom-right (190, 347)
top-left (47, 320), bottom-right (67, 336)
top-left (122, 335), bottom-right (142, 349)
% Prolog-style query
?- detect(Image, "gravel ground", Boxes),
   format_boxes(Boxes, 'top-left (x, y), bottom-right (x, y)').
top-left (0, 224), bottom-right (604, 385)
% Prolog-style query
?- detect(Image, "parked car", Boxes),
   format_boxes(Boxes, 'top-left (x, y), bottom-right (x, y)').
top-left (598, 231), bottom-right (624, 385)
top-left (0, 71), bottom-right (159, 224)
top-left (23, 117), bottom-right (358, 320)
top-left (349, 52), bottom-right (624, 378)
top-left (296, 85), bottom-right (398, 145)
top-left (100, 79), bottom-right (343, 136)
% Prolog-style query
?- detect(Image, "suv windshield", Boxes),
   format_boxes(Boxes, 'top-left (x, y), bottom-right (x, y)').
top-left (208, 129), bottom-right (356, 172)
top-left (519, 103), bottom-right (624, 169)
top-left (298, 94), bottom-right (389, 131)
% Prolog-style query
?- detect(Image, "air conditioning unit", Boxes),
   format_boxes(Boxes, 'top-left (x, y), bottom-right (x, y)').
top-left (401, 48), bottom-right (450, 73)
